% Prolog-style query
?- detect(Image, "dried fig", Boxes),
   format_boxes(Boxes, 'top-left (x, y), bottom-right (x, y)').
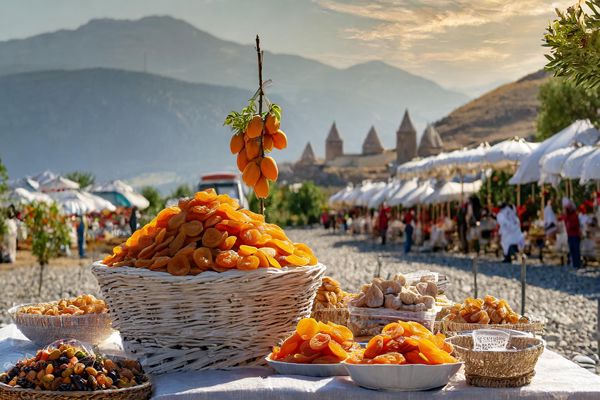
top-left (365, 283), bottom-right (384, 308)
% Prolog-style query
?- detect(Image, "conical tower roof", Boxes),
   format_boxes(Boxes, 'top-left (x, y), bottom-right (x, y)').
top-left (418, 124), bottom-right (444, 157)
top-left (397, 109), bottom-right (417, 135)
top-left (326, 122), bottom-right (342, 142)
top-left (299, 142), bottom-right (316, 164)
top-left (362, 126), bottom-right (384, 155)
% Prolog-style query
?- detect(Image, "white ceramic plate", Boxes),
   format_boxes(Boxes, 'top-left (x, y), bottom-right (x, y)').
top-left (266, 356), bottom-right (348, 377)
top-left (343, 362), bottom-right (463, 391)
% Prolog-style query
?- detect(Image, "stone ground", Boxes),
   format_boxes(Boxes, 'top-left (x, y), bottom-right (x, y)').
top-left (1, 228), bottom-right (599, 372)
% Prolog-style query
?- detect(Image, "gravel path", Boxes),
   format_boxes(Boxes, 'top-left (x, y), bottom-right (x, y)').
top-left (1, 228), bottom-right (598, 372)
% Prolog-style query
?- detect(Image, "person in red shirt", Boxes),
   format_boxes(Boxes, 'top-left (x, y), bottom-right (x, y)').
top-left (377, 203), bottom-right (391, 245)
top-left (561, 198), bottom-right (581, 269)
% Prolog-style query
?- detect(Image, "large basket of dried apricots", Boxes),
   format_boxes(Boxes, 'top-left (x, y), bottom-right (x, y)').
top-left (93, 190), bottom-right (325, 374)
top-left (442, 296), bottom-right (544, 335)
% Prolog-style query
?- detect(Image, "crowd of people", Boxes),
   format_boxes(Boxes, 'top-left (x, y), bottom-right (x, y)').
top-left (321, 194), bottom-right (600, 269)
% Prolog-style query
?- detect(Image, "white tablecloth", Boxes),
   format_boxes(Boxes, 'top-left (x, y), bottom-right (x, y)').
top-left (2, 324), bottom-right (600, 399)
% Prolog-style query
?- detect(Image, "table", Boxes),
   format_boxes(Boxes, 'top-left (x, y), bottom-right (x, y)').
top-left (2, 324), bottom-right (600, 399)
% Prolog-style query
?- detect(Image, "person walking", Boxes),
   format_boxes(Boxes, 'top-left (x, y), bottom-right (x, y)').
top-left (562, 198), bottom-right (582, 269)
top-left (377, 203), bottom-right (390, 245)
top-left (76, 214), bottom-right (86, 259)
top-left (129, 206), bottom-right (138, 234)
top-left (496, 203), bottom-right (524, 263)
top-left (403, 209), bottom-right (414, 254)
top-left (3, 205), bottom-right (18, 263)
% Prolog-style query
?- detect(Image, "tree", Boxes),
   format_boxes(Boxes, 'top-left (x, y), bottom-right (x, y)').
top-left (170, 184), bottom-right (193, 199)
top-left (23, 202), bottom-right (71, 294)
top-left (0, 157), bottom-right (8, 235)
top-left (287, 182), bottom-right (324, 225)
top-left (65, 171), bottom-right (96, 189)
top-left (536, 78), bottom-right (600, 140)
top-left (544, 0), bottom-right (600, 88)
top-left (140, 186), bottom-right (165, 223)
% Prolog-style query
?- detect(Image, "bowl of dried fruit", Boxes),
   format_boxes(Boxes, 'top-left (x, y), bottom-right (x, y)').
top-left (9, 294), bottom-right (113, 346)
top-left (0, 339), bottom-right (151, 400)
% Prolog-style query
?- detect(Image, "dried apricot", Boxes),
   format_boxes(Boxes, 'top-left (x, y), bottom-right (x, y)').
top-left (156, 207), bottom-right (180, 228)
top-left (236, 255), bottom-right (259, 270)
top-left (279, 333), bottom-right (302, 358)
top-left (239, 245), bottom-right (258, 256)
top-left (192, 247), bottom-right (213, 269)
top-left (194, 189), bottom-right (217, 203)
top-left (268, 239), bottom-right (295, 255)
top-left (218, 235), bottom-right (237, 250)
top-left (309, 333), bottom-right (330, 351)
top-left (168, 231), bottom-right (187, 256)
top-left (167, 211), bottom-right (186, 231)
top-left (364, 335), bottom-right (384, 359)
top-left (149, 256), bottom-right (170, 270)
top-left (254, 249), bottom-right (269, 268)
top-left (327, 340), bottom-right (348, 360)
top-left (240, 228), bottom-right (262, 245)
top-left (215, 250), bottom-right (239, 268)
top-left (181, 221), bottom-right (203, 237)
top-left (202, 227), bottom-right (226, 248)
top-left (296, 318), bottom-right (320, 340)
top-left (167, 254), bottom-right (191, 276)
top-left (285, 254), bottom-right (310, 266)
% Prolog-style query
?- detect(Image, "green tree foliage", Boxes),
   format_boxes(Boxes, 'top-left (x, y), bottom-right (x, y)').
top-left (287, 182), bottom-right (325, 225)
top-left (536, 78), bottom-right (600, 140)
top-left (544, 1), bottom-right (600, 88)
top-left (65, 171), bottom-right (95, 189)
top-left (170, 184), bottom-right (193, 199)
top-left (23, 201), bottom-right (71, 294)
top-left (140, 186), bottom-right (165, 223)
top-left (0, 157), bottom-right (9, 235)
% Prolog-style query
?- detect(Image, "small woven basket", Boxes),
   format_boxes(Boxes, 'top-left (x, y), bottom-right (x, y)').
top-left (446, 335), bottom-right (545, 388)
top-left (0, 381), bottom-right (151, 400)
top-left (92, 261), bottom-right (325, 374)
top-left (311, 306), bottom-right (349, 326)
top-left (442, 319), bottom-right (544, 336)
top-left (8, 305), bottom-right (113, 346)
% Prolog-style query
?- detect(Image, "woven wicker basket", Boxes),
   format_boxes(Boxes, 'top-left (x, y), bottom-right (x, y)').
top-left (311, 306), bottom-right (349, 326)
top-left (446, 335), bottom-right (545, 387)
top-left (92, 261), bottom-right (325, 374)
top-left (0, 381), bottom-right (152, 400)
top-left (8, 305), bottom-right (113, 346)
top-left (442, 319), bottom-right (544, 336)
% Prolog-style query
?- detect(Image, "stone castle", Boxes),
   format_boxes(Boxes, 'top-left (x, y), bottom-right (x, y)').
top-left (284, 110), bottom-right (444, 186)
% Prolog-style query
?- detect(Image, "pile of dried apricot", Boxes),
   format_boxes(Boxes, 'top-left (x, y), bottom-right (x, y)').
top-left (270, 318), bottom-right (355, 364)
top-left (226, 103), bottom-right (287, 199)
top-left (447, 295), bottom-right (528, 325)
top-left (102, 190), bottom-right (318, 275)
top-left (19, 295), bottom-right (107, 316)
top-left (346, 321), bottom-right (457, 365)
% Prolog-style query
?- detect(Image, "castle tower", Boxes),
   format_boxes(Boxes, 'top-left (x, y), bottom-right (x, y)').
top-left (362, 126), bottom-right (384, 155)
top-left (325, 122), bottom-right (343, 161)
top-left (396, 109), bottom-right (417, 164)
top-left (297, 142), bottom-right (316, 165)
top-left (418, 124), bottom-right (444, 157)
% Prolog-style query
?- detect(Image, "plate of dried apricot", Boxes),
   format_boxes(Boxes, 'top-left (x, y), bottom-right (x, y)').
top-left (267, 318), bottom-right (355, 377)
top-left (344, 321), bottom-right (462, 391)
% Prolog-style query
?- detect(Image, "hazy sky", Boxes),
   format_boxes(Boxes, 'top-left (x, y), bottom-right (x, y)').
top-left (1, 0), bottom-right (570, 94)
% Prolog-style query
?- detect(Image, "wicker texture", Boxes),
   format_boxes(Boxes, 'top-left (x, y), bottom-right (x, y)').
top-left (92, 262), bottom-right (325, 374)
top-left (443, 319), bottom-right (544, 336)
top-left (0, 381), bottom-right (151, 400)
top-left (311, 307), bottom-right (349, 326)
top-left (446, 335), bottom-right (545, 388)
top-left (8, 306), bottom-right (113, 346)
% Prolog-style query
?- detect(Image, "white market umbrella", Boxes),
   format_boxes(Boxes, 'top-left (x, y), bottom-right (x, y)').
top-left (397, 158), bottom-right (428, 179)
top-left (328, 186), bottom-right (352, 206)
top-left (5, 188), bottom-right (53, 205)
top-left (367, 181), bottom-right (398, 209)
top-left (8, 177), bottom-right (39, 191)
top-left (562, 146), bottom-right (597, 179)
top-left (510, 120), bottom-right (600, 185)
top-left (539, 147), bottom-right (578, 185)
top-left (422, 180), bottom-right (483, 205)
top-left (49, 190), bottom-right (116, 215)
top-left (39, 176), bottom-right (80, 192)
top-left (388, 179), bottom-right (418, 207)
top-left (402, 180), bottom-right (435, 208)
top-left (356, 182), bottom-right (386, 207)
top-left (485, 137), bottom-right (538, 170)
top-left (581, 147), bottom-right (600, 183)
top-left (33, 170), bottom-right (58, 185)
top-left (92, 180), bottom-right (149, 209)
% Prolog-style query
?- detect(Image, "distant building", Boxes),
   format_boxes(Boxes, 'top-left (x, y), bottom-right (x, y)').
top-left (396, 109), bottom-right (417, 164)
top-left (362, 126), bottom-right (385, 155)
top-left (325, 122), bottom-right (343, 161)
top-left (418, 124), bottom-right (444, 157)
top-left (297, 142), bottom-right (317, 165)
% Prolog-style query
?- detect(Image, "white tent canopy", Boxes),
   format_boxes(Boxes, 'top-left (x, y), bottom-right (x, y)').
top-left (367, 181), bottom-right (399, 209)
top-left (355, 182), bottom-right (386, 207)
top-left (48, 190), bottom-right (116, 215)
top-left (485, 137), bottom-right (538, 169)
top-left (388, 179), bottom-right (419, 207)
top-left (39, 176), bottom-right (80, 192)
top-left (91, 180), bottom-right (149, 209)
top-left (5, 188), bottom-right (53, 205)
top-left (402, 180), bottom-right (435, 208)
top-left (422, 180), bottom-right (483, 205)
top-left (539, 147), bottom-right (578, 185)
top-left (328, 186), bottom-right (353, 206)
top-left (581, 147), bottom-right (600, 183)
top-left (562, 146), bottom-right (597, 179)
top-left (510, 120), bottom-right (600, 185)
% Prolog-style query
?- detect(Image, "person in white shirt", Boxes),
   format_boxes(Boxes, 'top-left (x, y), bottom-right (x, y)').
top-left (544, 198), bottom-right (558, 240)
top-left (496, 203), bottom-right (524, 263)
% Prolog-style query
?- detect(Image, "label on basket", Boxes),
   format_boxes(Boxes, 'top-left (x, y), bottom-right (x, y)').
top-left (473, 329), bottom-right (510, 351)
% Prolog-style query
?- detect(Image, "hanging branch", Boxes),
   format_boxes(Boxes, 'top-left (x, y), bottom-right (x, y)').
top-left (256, 35), bottom-right (266, 215)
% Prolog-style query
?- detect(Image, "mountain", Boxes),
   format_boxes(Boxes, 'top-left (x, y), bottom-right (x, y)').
top-left (0, 68), bottom-right (298, 187)
top-left (435, 70), bottom-right (550, 149)
top-left (0, 16), bottom-right (469, 156)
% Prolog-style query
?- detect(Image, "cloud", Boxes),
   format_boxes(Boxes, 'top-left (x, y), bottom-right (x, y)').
top-left (315, 0), bottom-right (573, 88)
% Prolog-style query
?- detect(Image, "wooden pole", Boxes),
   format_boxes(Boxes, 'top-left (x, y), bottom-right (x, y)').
top-left (256, 35), bottom-right (265, 215)
top-left (487, 171), bottom-right (492, 210)
top-left (517, 184), bottom-right (521, 207)
top-left (520, 253), bottom-right (527, 316)
top-left (541, 184), bottom-right (545, 220)
top-left (472, 255), bottom-right (478, 298)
